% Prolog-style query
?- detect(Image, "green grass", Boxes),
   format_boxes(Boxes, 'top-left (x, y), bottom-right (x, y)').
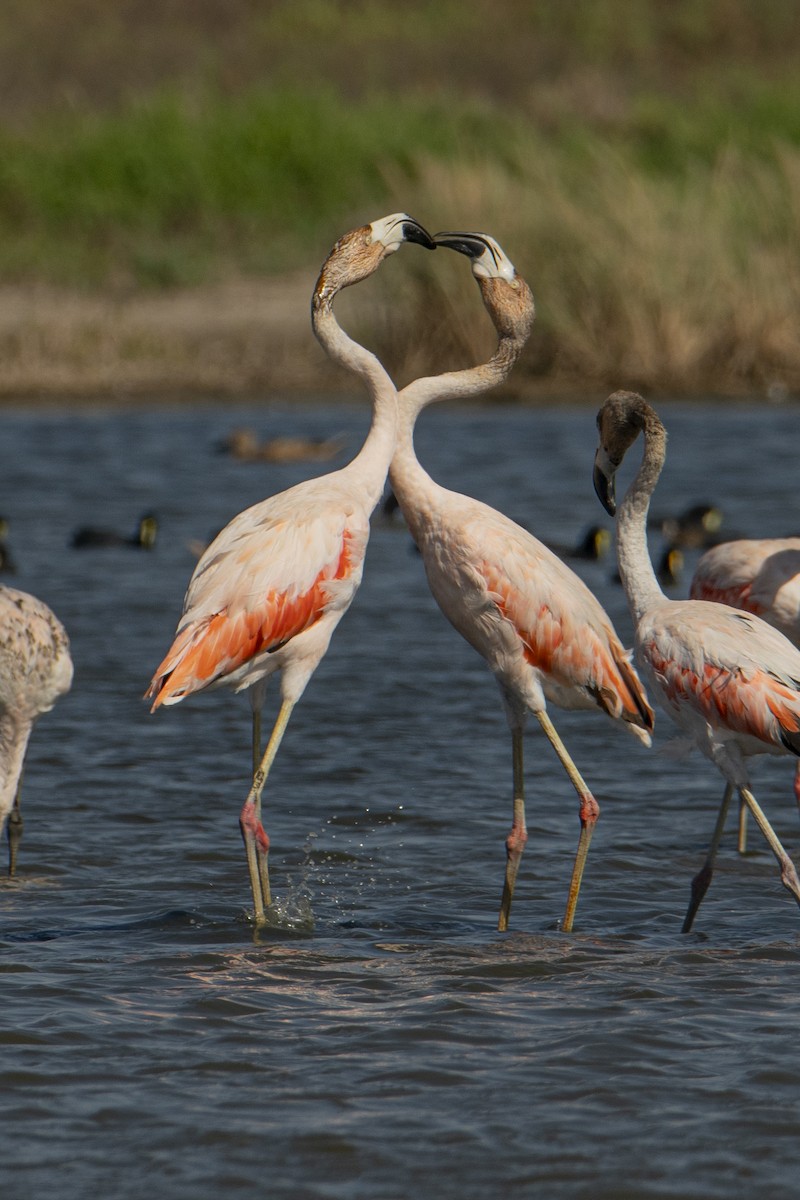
top-left (1, 0), bottom-right (799, 391)
top-left (2, 73), bottom-right (799, 289)
top-left (0, 87), bottom-right (518, 286)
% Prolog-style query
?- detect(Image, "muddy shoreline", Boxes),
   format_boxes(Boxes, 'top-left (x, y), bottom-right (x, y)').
top-left (0, 278), bottom-right (789, 406)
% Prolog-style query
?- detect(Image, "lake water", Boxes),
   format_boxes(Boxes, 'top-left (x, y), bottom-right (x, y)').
top-left (2, 396), bottom-right (800, 1200)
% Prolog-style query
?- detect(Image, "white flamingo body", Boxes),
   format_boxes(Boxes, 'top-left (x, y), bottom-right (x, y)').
top-left (691, 537), bottom-right (800, 647)
top-left (391, 234), bottom-right (652, 932)
top-left (147, 213), bottom-right (435, 923)
top-left (635, 598), bottom-right (800, 766)
top-left (0, 586), bottom-right (73, 874)
top-left (153, 475), bottom-right (371, 707)
top-left (594, 390), bottom-right (800, 930)
top-left (415, 492), bottom-right (645, 722)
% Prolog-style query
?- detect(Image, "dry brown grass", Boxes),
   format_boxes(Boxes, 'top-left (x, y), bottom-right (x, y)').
top-left (368, 143), bottom-right (800, 397)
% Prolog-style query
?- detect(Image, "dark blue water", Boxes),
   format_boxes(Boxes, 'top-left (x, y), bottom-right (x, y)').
top-left (2, 397), bottom-right (800, 1200)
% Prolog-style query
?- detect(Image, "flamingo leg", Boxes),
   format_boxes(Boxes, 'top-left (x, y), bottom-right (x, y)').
top-left (741, 760), bottom-right (800, 853)
top-left (498, 727), bottom-right (527, 932)
top-left (737, 796), bottom-right (748, 854)
top-left (240, 697), bottom-right (295, 923)
top-left (682, 783), bottom-right (733, 933)
top-left (252, 706), bottom-right (262, 778)
top-left (7, 778), bottom-right (23, 877)
top-left (739, 785), bottom-right (800, 909)
top-left (535, 710), bottom-right (599, 934)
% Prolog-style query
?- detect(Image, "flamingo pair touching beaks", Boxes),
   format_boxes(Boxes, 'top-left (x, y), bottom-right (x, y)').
top-left (147, 212), bottom-right (656, 936)
top-left (143, 212), bottom-right (800, 936)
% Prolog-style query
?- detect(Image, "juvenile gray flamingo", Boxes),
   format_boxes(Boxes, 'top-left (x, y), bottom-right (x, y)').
top-left (0, 586), bottom-right (73, 875)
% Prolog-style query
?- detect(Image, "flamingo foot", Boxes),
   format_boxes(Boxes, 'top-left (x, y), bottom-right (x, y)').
top-left (778, 853), bottom-right (800, 907)
top-left (240, 801), bottom-right (270, 855)
top-left (7, 804), bottom-right (22, 877)
top-left (240, 798), bottom-right (272, 921)
top-left (498, 818), bottom-right (528, 932)
top-left (562, 791), bottom-right (599, 934)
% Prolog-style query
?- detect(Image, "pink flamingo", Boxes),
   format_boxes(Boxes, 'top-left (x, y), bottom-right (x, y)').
top-left (146, 214), bottom-right (435, 924)
top-left (594, 390), bottom-right (800, 931)
top-left (691, 536), bottom-right (800, 844)
top-left (691, 537), bottom-right (800, 645)
top-left (0, 586), bottom-right (73, 875)
top-left (390, 232), bottom-right (653, 932)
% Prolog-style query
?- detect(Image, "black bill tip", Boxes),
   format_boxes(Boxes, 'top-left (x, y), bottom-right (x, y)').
top-left (402, 219), bottom-right (436, 250)
top-left (593, 462), bottom-right (617, 516)
top-left (433, 231), bottom-right (491, 259)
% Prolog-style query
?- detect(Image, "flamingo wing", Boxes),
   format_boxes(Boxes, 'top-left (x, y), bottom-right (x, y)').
top-left (147, 488), bottom-right (368, 708)
top-left (460, 509), bottom-right (654, 733)
top-left (641, 600), bottom-right (800, 753)
top-left (691, 539), bottom-right (800, 644)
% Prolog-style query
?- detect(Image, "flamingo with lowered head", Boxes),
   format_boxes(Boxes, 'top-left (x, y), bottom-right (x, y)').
top-left (389, 232), bottom-right (654, 932)
top-left (593, 390), bottom-right (800, 931)
top-left (146, 214), bottom-right (435, 925)
top-left (0, 586), bottom-right (73, 875)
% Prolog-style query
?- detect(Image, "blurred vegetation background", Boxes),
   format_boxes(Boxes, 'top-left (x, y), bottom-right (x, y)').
top-left (0, 0), bottom-right (798, 397)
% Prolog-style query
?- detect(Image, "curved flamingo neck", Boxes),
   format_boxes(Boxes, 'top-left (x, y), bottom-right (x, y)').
top-left (617, 412), bottom-right (669, 624)
top-left (390, 334), bottom-right (522, 519)
top-left (312, 290), bottom-right (398, 512)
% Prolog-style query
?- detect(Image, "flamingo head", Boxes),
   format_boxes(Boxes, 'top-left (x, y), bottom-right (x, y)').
top-left (433, 231), bottom-right (517, 282)
top-left (434, 230), bottom-right (535, 342)
top-left (314, 213), bottom-right (435, 302)
top-left (594, 390), bottom-right (655, 516)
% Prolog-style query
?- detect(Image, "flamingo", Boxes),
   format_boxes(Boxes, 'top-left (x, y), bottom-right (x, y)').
top-left (691, 535), bottom-right (800, 844)
top-left (389, 232), bottom-right (653, 932)
top-left (593, 390), bottom-right (800, 931)
top-left (0, 586), bottom-right (73, 875)
top-left (146, 213), bottom-right (435, 924)
top-left (690, 537), bottom-right (800, 648)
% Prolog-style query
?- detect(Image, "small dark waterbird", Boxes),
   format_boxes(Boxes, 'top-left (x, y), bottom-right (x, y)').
top-left (219, 428), bottom-right (347, 465)
top-left (648, 502), bottom-right (725, 550)
top-left (71, 512), bottom-right (158, 549)
top-left (542, 524), bottom-right (612, 563)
